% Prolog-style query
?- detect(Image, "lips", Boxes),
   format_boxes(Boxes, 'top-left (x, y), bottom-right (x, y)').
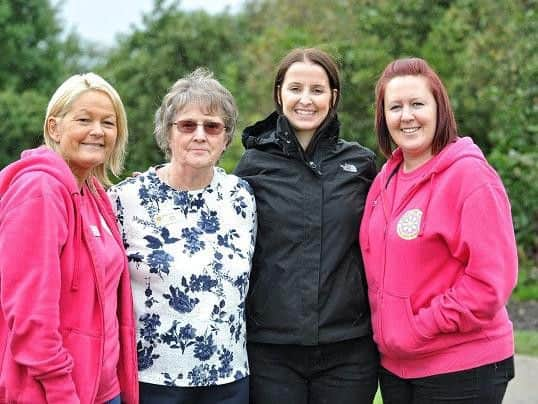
top-left (81, 143), bottom-right (104, 147)
top-left (401, 127), bottom-right (420, 133)
top-left (294, 109), bottom-right (316, 116)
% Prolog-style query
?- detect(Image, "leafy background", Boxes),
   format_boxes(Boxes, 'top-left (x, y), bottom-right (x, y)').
top-left (1, 0), bottom-right (536, 298)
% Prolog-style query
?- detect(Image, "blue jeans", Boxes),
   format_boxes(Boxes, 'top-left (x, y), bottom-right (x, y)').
top-left (247, 337), bottom-right (379, 404)
top-left (379, 356), bottom-right (515, 404)
top-left (105, 395), bottom-right (121, 404)
top-left (139, 377), bottom-right (249, 404)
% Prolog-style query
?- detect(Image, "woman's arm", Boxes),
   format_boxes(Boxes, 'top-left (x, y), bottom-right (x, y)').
top-left (415, 181), bottom-right (518, 337)
top-left (0, 177), bottom-right (79, 403)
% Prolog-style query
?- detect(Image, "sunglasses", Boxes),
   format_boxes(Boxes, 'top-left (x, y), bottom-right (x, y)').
top-left (171, 120), bottom-right (226, 135)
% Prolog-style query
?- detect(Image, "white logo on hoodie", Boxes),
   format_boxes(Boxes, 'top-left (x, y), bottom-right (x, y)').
top-left (397, 208), bottom-right (423, 240)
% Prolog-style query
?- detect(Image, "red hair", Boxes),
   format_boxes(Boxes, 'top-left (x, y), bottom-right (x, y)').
top-left (374, 58), bottom-right (458, 158)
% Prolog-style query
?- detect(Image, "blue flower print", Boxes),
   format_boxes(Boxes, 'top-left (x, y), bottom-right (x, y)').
top-left (218, 348), bottom-right (234, 378)
top-left (234, 273), bottom-right (249, 299)
top-left (144, 280), bottom-right (159, 308)
top-left (161, 320), bottom-right (197, 352)
top-left (198, 210), bottom-right (220, 233)
top-left (234, 370), bottom-right (246, 380)
top-left (139, 313), bottom-right (161, 344)
top-left (137, 341), bottom-right (159, 371)
top-left (189, 274), bottom-right (218, 292)
top-left (210, 299), bottom-right (227, 324)
top-left (161, 227), bottom-right (179, 244)
top-left (147, 249), bottom-right (173, 278)
top-left (233, 195), bottom-right (249, 219)
top-left (193, 334), bottom-right (217, 361)
top-left (138, 185), bottom-right (150, 205)
top-left (191, 193), bottom-right (205, 210)
top-left (188, 363), bottom-right (219, 386)
top-left (128, 252), bottom-right (144, 263)
top-left (181, 227), bottom-right (205, 255)
top-left (180, 323), bottom-right (197, 340)
top-left (173, 191), bottom-right (190, 216)
top-left (163, 285), bottom-right (200, 313)
top-left (110, 167), bottom-right (255, 387)
top-left (162, 372), bottom-right (183, 387)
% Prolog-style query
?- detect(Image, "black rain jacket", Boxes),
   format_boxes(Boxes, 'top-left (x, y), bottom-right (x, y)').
top-left (234, 112), bottom-right (377, 345)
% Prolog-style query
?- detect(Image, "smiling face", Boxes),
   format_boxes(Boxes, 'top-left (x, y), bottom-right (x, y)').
top-left (384, 75), bottom-right (438, 171)
top-left (279, 61), bottom-right (334, 146)
top-left (169, 104), bottom-right (228, 173)
top-left (48, 90), bottom-right (118, 185)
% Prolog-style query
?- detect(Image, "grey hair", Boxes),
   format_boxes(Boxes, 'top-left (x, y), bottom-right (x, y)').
top-left (154, 67), bottom-right (238, 159)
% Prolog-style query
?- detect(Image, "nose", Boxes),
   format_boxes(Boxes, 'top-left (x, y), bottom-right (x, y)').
top-left (90, 122), bottom-right (105, 136)
top-left (298, 90), bottom-right (313, 105)
top-left (401, 105), bottom-right (414, 121)
top-left (192, 125), bottom-right (207, 141)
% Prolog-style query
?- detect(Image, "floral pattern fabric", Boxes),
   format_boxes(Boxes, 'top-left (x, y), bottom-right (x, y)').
top-left (108, 166), bottom-right (256, 387)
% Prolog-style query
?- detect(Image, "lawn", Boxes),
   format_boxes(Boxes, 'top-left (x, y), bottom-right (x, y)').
top-left (515, 330), bottom-right (538, 356)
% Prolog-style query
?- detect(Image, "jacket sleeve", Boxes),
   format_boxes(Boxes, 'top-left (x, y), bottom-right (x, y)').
top-left (415, 181), bottom-right (518, 336)
top-left (0, 179), bottom-right (80, 403)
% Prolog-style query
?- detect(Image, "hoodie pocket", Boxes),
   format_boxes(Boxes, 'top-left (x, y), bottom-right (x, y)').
top-left (61, 328), bottom-right (101, 400)
top-left (377, 292), bottom-right (433, 358)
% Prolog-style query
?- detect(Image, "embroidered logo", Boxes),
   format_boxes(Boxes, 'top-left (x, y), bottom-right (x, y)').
top-left (340, 163), bottom-right (357, 173)
top-left (396, 208), bottom-right (423, 240)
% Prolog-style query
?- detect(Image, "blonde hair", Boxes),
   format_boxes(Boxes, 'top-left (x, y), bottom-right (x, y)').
top-left (43, 72), bottom-right (128, 187)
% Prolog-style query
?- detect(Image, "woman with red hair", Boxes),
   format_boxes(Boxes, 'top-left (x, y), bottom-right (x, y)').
top-left (360, 57), bottom-right (517, 403)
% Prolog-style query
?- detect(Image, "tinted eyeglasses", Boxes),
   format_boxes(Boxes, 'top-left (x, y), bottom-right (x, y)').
top-left (171, 120), bottom-right (226, 135)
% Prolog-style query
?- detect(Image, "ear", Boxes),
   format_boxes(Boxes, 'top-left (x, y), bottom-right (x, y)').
top-left (276, 85), bottom-right (282, 107)
top-left (47, 117), bottom-right (61, 142)
top-left (332, 89), bottom-right (338, 107)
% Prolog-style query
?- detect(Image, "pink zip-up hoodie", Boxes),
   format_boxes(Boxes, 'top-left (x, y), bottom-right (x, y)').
top-left (360, 137), bottom-right (518, 378)
top-left (0, 147), bottom-right (138, 403)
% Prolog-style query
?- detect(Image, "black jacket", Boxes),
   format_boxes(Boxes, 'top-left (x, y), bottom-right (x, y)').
top-left (234, 112), bottom-right (377, 345)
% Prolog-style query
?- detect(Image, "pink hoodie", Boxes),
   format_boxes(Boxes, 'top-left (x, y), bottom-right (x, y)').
top-left (360, 137), bottom-right (518, 378)
top-left (0, 147), bottom-right (138, 403)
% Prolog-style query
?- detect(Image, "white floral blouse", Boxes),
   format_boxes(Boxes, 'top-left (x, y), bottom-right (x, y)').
top-left (108, 165), bottom-right (257, 387)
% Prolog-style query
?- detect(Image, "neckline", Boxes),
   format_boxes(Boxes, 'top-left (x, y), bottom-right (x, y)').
top-left (152, 165), bottom-right (217, 193)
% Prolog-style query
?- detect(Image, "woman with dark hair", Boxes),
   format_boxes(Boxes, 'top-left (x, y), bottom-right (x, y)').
top-left (234, 48), bottom-right (379, 404)
top-left (360, 57), bottom-right (517, 403)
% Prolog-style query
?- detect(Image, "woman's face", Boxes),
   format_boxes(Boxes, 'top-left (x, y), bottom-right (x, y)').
top-left (48, 90), bottom-right (117, 185)
top-left (384, 75), bottom-right (437, 171)
top-left (168, 104), bottom-right (227, 171)
top-left (279, 61), bottom-right (334, 140)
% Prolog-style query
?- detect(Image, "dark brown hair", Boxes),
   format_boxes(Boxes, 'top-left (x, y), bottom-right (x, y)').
top-left (273, 48), bottom-right (341, 121)
top-left (374, 57), bottom-right (458, 158)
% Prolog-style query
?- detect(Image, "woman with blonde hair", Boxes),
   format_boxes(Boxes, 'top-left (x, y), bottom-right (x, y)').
top-left (0, 73), bottom-right (138, 404)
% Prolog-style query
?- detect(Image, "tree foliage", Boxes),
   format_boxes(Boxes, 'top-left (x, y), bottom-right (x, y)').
top-left (0, 0), bottom-right (86, 167)
top-left (2, 0), bottom-right (536, 293)
top-left (0, 0), bottom-right (65, 94)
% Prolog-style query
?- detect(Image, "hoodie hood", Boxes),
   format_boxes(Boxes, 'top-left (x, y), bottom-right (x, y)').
top-left (363, 137), bottom-right (487, 251)
top-left (0, 146), bottom-right (80, 197)
top-left (381, 137), bottom-right (486, 188)
top-left (0, 146), bottom-right (83, 290)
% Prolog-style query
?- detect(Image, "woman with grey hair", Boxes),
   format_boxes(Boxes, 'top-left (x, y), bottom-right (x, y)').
top-left (108, 68), bottom-right (256, 404)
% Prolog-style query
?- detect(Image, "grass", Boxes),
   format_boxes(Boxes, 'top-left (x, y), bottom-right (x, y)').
top-left (374, 389), bottom-right (383, 404)
top-left (515, 329), bottom-right (538, 356)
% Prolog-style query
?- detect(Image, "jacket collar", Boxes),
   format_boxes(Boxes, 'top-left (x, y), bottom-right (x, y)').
top-left (241, 111), bottom-right (340, 158)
